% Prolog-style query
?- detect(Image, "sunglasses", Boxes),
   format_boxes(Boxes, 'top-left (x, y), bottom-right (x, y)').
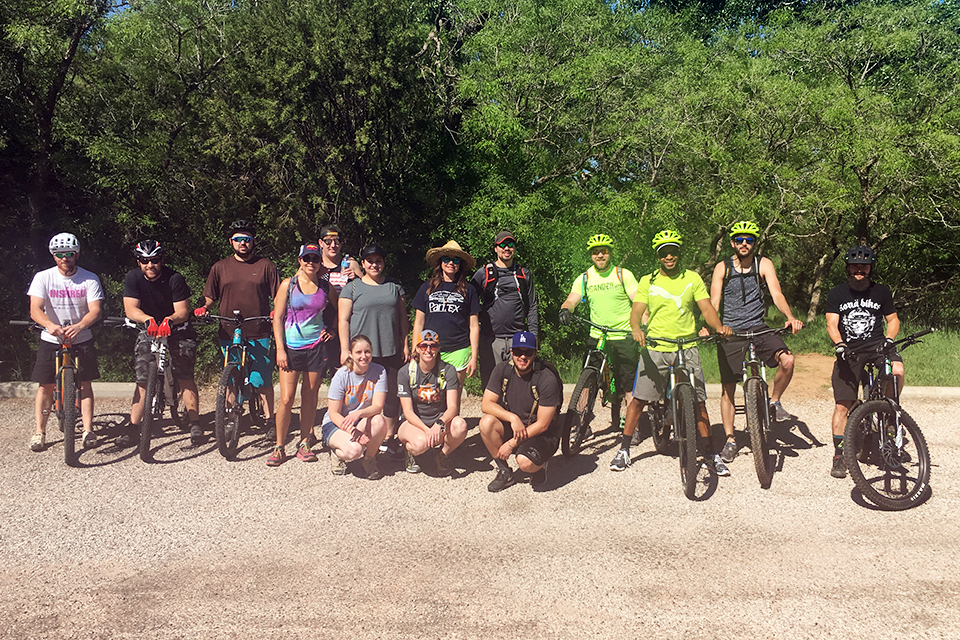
top-left (657, 248), bottom-right (679, 258)
top-left (733, 236), bottom-right (756, 245)
top-left (320, 237), bottom-right (341, 246)
top-left (138, 257), bottom-right (162, 265)
top-left (496, 241), bottom-right (516, 249)
top-left (441, 256), bottom-right (462, 265)
top-left (417, 343), bottom-right (438, 351)
top-left (590, 247), bottom-right (610, 256)
top-left (512, 348), bottom-right (536, 358)
top-left (300, 254), bottom-right (321, 263)
top-left (54, 252), bottom-right (76, 259)
top-left (231, 235), bottom-right (254, 244)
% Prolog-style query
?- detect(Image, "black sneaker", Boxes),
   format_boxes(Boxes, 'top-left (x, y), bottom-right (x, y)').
top-left (190, 423), bottom-right (205, 446)
top-left (487, 468), bottom-right (514, 493)
top-left (530, 461), bottom-right (548, 490)
top-left (264, 418), bottom-right (277, 443)
top-left (831, 454), bottom-right (847, 478)
top-left (116, 426), bottom-right (137, 449)
top-left (720, 440), bottom-right (738, 463)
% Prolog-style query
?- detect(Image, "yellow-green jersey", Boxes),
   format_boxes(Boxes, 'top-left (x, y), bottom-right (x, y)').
top-left (637, 269), bottom-right (709, 352)
top-left (569, 266), bottom-right (638, 340)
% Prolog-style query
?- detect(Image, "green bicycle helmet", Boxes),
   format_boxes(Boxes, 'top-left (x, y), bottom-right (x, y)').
top-left (651, 229), bottom-right (683, 250)
top-left (729, 221), bottom-right (760, 238)
top-left (587, 233), bottom-right (614, 250)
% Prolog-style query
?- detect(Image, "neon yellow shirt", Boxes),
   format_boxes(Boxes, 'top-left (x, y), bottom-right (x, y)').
top-left (568, 266), bottom-right (638, 340)
top-left (637, 269), bottom-right (709, 352)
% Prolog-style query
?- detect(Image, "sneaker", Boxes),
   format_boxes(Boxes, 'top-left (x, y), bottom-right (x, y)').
top-left (29, 433), bottom-right (45, 452)
top-left (264, 418), bottom-right (277, 443)
top-left (362, 456), bottom-right (382, 480)
top-left (435, 450), bottom-right (451, 477)
top-left (82, 431), bottom-right (99, 449)
top-left (772, 401), bottom-right (796, 422)
top-left (720, 439), bottom-right (738, 463)
top-left (296, 441), bottom-right (317, 462)
top-left (266, 446), bottom-right (287, 467)
top-left (405, 450), bottom-right (421, 474)
top-left (530, 461), bottom-right (548, 489)
top-left (712, 454), bottom-right (731, 477)
top-left (487, 467), bottom-right (514, 493)
top-left (116, 427), bottom-right (137, 449)
top-left (831, 454), bottom-right (847, 478)
top-left (189, 423), bottom-right (205, 446)
top-left (330, 451), bottom-right (347, 476)
top-left (609, 448), bottom-right (631, 471)
top-left (379, 437), bottom-right (405, 460)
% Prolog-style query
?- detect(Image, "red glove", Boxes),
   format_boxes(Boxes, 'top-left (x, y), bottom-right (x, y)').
top-left (145, 319), bottom-right (159, 337)
top-left (157, 318), bottom-right (171, 338)
top-left (193, 307), bottom-right (208, 317)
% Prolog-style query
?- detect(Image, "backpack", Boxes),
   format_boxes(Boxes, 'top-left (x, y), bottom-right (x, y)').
top-left (580, 266), bottom-right (627, 304)
top-left (499, 358), bottom-right (563, 423)
top-left (481, 263), bottom-right (532, 315)
top-left (408, 359), bottom-right (447, 393)
top-left (719, 256), bottom-right (768, 318)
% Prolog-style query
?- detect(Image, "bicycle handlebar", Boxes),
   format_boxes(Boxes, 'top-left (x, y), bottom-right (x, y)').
top-left (572, 316), bottom-right (631, 335)
top-left (847, 328), bottom-right (934, 358)
top-left (646, 334), bottom-right (718, 349)
top-left (725, 326), bottom-right (792, 340)
top-left (198, 312), bottom-right (272, 325)
top-left (103, 316), bottom-right (140, 329)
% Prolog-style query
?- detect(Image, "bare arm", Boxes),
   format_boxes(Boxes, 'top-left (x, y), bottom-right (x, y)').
top-left (759, 257), bottom-right (802, 333)
top-left (630, 299), bottom-right (649, 345)
top-left (30, 295), bottom-right (63, 338)
top-left (467, 314), bottom-right (479, 378)
top-left (273, 279), bottom-right (291, 371)
top-left (826, 312), bottom-right (842, 345)
top-left (338, 296), bottom-right (354, 364)
top-left (398, 294), bottom-right (410, 362)
top-left (884, 312), bottom-right (900, 341)
top-left (560, 289), bottom-right (581, 313)
top-left (708, 261), bottom-right (725, 312)
top-left (696, 298), bottom-right (730, 336)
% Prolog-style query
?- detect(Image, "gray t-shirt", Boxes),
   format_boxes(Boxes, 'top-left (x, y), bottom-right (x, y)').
top-left (339, 278), bottom-right (405, 358)
top-left (322, 363), bottom-right (388, 425)
top-left (397, 359), bottom-right (460, 425)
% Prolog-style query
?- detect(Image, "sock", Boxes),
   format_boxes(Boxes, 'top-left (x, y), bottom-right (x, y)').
top-left (833, 435), bottom-right (844, 456)
top-left (621, 433), bottom-right (632, 450)
top-left (495, 458), bottom-right (510, 472)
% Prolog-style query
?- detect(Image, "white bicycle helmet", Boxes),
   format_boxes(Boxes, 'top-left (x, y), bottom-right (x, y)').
top-left (49, 233), bottom-right (80, 254)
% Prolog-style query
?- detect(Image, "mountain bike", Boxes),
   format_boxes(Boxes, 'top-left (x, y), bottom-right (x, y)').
top-left (11, 320), bottom-right (83, 466)
top-left (562, 317), bottom-right (631, 456)
top-left (105, 317), bottom-right (188, 461)
top-left (720, 326), bottom-right (792, 489)
top-left (645, 335), bottom-right (716, 499)
top-left (842, 329), bottom-right (933, 511)
top-left (200, 311), bottom-right (271, 460)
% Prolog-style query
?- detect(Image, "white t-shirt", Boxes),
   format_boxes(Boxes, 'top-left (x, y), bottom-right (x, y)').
top-left (322, 363), bottom-right (387, 424)
top-left (27, 266), bottom-right (104, 344)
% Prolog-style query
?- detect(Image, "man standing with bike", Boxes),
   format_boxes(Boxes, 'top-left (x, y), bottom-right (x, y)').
top-left (121, 240), bottom-right (202, 447)
top-left (614, 230), bottom-right (732, 473)
top-left (559, 233), bottom-right (638, 430)
top-left (26, 233), bottom-right (104, 452)
top-left (471, 230), bottom-right (539, 390)
top-left (825, 245), bottom-right (902, 479)
top-left (708, 221), bottom-right (803, 465)
top-left (195, 220), bottom-right (280, 435)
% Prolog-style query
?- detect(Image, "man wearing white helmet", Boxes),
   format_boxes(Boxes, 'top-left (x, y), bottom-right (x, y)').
top-left (26, 233), bottom-right (104, 452)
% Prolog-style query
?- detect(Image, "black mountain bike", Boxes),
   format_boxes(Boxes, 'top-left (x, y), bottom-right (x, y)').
top-left (842, 329), bottom-right (933, 510)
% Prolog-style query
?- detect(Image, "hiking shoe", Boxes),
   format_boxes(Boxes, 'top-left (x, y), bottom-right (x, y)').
top-left (190, 423), bottom-right (205, 446)
top-left (831, 454), bottom-right (847, 478)
top-left (711, 454), bottom-right (731, 477)
top-left (435, 450), bottom-right (451, 477)
top-left (609, 448), bottom-right (631, 471)
top-left (487, 467), bottom-right (514, 493)
top-left (772, 401), bottom-right (795, 422)
top-left (264, 418), bottom-right (277, 443)
top-left (82, 431), bottom-right (99, 449)
top-left (296, 441), bottom-right (318, 462)
top-left (330, 451), bottom-right (347, 476)
top-left (29, 433), bottom-right (45, 452)
top-left (720, 440), bottom-right (738, 463)
top-left (116, 427), bottom-right (137, 449)
top-left (530, 461), bottom-right (548, 490)
top-left (362, 456), bottom-right (382, 480)
top-left (405, 450), bottom-right (421, 474)
top-left (266, 446), bottom-right (287, 467)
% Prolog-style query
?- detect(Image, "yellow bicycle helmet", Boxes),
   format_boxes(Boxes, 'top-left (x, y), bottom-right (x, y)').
top-left (651, 229), bottom-right (683, 250)
top-left (729, 221), bottom-right (760, 238)
top-left (586, 233), bottom-right (614, 250)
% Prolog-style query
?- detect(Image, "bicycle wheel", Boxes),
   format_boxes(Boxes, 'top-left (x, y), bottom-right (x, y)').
top-left (60, 367), bottom-right (78, 467)
top-left (215, 364), bottom-right (243, 459)
top-left (648, 402), bottom-right (671, 455)
top-left (169, 376), bottom-right (190, 431)
top-left (140, 360), bottom-right (158, 462)
top-left (675, 384), bottom-right (698, 499)
top-left (744, 377), bottom-right (774, 488)
top-left (844, 400), bottom-right (930, 511)
top-left (561, 368), bottom-right (599, 456)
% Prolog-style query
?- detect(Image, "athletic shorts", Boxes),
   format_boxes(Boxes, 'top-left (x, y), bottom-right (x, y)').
top-left (220, 338), bottom-right (273, 389)
top-left (134, 332), bottom-right (197, 385)
top-left (718, 325), bottom-right (789, 384)
top-left (607, 337), bottom-right (639, 396)
top-left (32, 340), bottom-right (100, 385)
top-left (318, 336), bottom-right (340, 380)
top-left (440, 346), bottom-right (472, 372)
top-left (632, 347), bottom-right (707, 404)
top-left (372, 352), bottom-right (404, 419)
top-left (832, 350), bottom-right (902, 403)
top-left (285, 343), bottom-right (325, 373)
top-left (503, 421), bottom-right (561, 467)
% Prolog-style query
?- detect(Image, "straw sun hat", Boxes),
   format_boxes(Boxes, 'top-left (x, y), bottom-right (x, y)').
top-left (425, 240), bottom-right (476, 270)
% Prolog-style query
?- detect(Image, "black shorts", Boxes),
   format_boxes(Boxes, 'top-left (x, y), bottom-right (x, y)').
top-left (718, 325), bottom-right (790, 384)
top-left (503, 421), bottom-right (561, 466)
top-left (607, 337), bottom-right (639, 396)
top-left (134, 332), bottom-right (197, 385)
top-left (285, 343), bottom-right (326, 373)
top-left (32, 340), bottom-right (100, 385)
top-left (372, 353), bottom-right (405, 419)
top-left (832, 350), bottom-right (902, 403)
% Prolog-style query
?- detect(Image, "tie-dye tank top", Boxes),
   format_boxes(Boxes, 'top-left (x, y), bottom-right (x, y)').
top-left (284, 275), bottom-right (328, 350)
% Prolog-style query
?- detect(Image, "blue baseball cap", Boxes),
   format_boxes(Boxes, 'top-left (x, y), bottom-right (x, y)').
top-left (511, 331), bottom-right (537, 350)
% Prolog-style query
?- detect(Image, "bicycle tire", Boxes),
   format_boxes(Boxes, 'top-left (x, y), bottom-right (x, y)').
top-left (215, 364), bottom-right (243, 459)
top-left (744, 377), bottom-right (774, 488)
top-left (140, 360), bottom-right (158, 462)
top-left (561, 368), bottom-right (599, 456)
top-left (676, 384), bottom-right (698, 499)
top-left (169, 376), bottom-right (190, 431)
top-left (844, 400), bottom-right (931, 511)
top-left (61, 367), bottom-right (78, 467)
top-left (648, 402), bottom-right (671, 455)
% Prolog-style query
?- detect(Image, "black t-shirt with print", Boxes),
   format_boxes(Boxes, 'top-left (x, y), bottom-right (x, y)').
top-left (825, 281), bottom-right (896, 346)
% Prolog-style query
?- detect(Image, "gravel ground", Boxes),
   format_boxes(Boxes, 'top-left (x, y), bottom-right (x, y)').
top-left (1, 380), bottom-right (958, 639)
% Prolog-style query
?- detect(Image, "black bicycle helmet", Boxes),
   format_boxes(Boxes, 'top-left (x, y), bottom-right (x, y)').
top-left (844, 245), bottom-right (876, 265)
top-left (134, 240), bottom-right (164, 259)
top-left (227, 219), bottom-right (255, 238)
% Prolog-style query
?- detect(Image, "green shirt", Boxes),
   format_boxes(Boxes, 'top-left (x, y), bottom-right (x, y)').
top-left (637, 269), bottom-right (709, 352)
top-left (568, 266), bottom-right (637, 340)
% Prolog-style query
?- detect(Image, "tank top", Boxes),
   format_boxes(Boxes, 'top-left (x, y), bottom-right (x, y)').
top-left (720, 257), bottom-right (765, 330)
top-left (284, 275), bottom-right (328, 350)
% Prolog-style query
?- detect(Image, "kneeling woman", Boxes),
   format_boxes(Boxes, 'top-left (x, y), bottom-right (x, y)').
top-left (320, 335), bottom-right (387, 479)
top-left (397, 330), bottom-right (468, 476)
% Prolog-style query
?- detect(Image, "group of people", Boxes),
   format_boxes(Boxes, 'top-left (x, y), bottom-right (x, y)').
top-left (24, 219), bottom-right (903, 486)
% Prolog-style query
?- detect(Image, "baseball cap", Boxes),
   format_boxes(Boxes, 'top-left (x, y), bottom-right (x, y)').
top-left (360, 244), bottom-right (386, 260)
top-left (419, 330), bottom-right (440, 345)
top-left (511, 331), bottom-right (537, 350)
top-left (299, 243), bottom-right (322, 258)
top-left (494, 230), bottom-right (516, 245)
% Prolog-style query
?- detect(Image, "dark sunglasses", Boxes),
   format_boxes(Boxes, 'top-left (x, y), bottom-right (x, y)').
top-left (138, 257), bottom-right (162, 265)
top-left (590, 247), bottom-right (610, 255)
top-left (512, 348), bottom-right (536, 358)
top-left (496, 241), bottom-right (516, 249)
top-left (300, 254), bottom-right (321, 263)
top-left (733, 236), bottom-right (756, 245)
top-left (231, 235), bottom-right (254, 244)
top-left (321, 237), bottom-right (341, 246)
top-left (441, 256), bottom-right (462, 265)
top-left (417, 343), bottom-right (438, 351)
top-left (657, 247), bottom-right (678, 258)
top-left (54, 252), bottom-right (76, 259)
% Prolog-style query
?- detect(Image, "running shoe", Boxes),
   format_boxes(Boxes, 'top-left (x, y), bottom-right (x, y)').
top-left (81, 431), bottom-right (99, 449)
top-left (190, 423), bottom-right (205, 446)
top-left (116, 427), bottom-right (137, 449)
top-left (296, 441), bottom-right (317, 462)
top-left (772, 401), bottom-right (796, 422)
top-left (720, 440), bottom-right (738, 463)
top-left (266, 446), bottom-right (287, 467)
top-left (609, 448), bottom-right (631, 471)
top-left (29, 433), bottom-right (45, 452)
top-left (435, 450), bottom-right (451, 477)
top-left (330, 451), bottom-right (347, 476)
top-left (530, 461), bottom-right (548, 490)
top-left (712, 454), bottom-right (731, 477)
top-left (405, 450), bottom-right (421, 474)
top-left (362, 456), bottom-right (382, 480)
top-left (487, 467), bottom-right (513, 493)
top-left (831, 454), bottom-right (847, 478)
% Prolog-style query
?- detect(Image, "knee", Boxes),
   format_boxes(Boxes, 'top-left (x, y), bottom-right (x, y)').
top-left (515, 454), bottom-right (539, 474)
top-left (339, 441), bottom-right (363, 461)
top-left (450, 416), bottom-right (468, 438)
top-left (892, 361), bottom-right (905, 377)
top-left (370, 414), bottom-right (386, 435)
top-left (779, 352), bottom-right (795, 371)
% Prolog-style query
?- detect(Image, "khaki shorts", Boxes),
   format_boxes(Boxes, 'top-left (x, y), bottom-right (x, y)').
top-left (631, 347), bottom-right (707, 404)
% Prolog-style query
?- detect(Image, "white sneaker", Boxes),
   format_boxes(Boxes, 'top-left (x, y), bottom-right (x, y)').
top-left (30, 433), bottom-right (45, 452)
top-left (82, 431), bottom-right (99, 449)
top-left (609, 449), bottom-right (631, 471)
top-left (711, 454), bottom-right (731, 477)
